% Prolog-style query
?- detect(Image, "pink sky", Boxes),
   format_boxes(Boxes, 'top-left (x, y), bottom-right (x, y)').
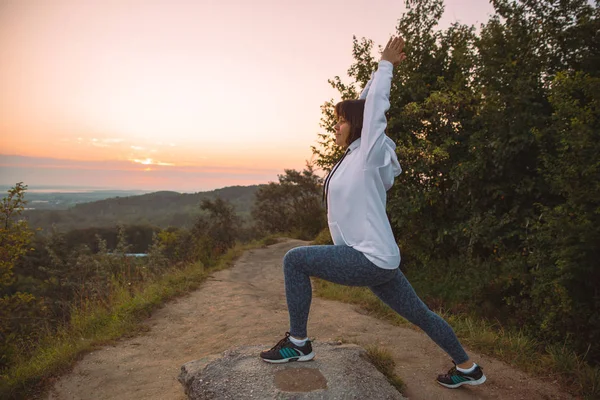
top-left (0, 0), bottom-right (494, 192)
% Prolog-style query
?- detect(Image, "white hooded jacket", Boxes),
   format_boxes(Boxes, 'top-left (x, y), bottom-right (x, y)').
top-left (324, 60), bottom-right (402, 269)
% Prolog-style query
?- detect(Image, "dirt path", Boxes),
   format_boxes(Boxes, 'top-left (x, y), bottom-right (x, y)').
top-left (47, 239), bottom-right (573, 400)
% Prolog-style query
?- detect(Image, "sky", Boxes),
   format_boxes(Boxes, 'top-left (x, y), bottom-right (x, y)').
top-left (0, 0), bottom-right (495, 192)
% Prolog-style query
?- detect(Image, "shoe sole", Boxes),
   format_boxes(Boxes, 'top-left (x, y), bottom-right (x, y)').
top-left (260, 351), bottom-right (315, 364)
top-left (437, 374), bottom-right (486, 389)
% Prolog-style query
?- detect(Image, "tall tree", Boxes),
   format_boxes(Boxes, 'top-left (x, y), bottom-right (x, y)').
top-left (311, 0), bottom-right (600, 362)
top-left (252, 164), bottom-right (325, 238)
top-left (197, 197), bottom-right (239, 254)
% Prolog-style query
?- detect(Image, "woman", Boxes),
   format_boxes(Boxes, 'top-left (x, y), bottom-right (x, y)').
top-left (260, 36), bottom-right (486, 389)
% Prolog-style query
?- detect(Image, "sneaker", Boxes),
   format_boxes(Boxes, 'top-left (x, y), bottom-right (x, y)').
top-left (260, 332), bottom-right (315, 364)
top-left (436, 362), bottom-right (486, 388)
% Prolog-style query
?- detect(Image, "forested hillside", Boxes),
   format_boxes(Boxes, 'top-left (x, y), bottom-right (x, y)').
top-left (23, 185), bottom-right (263, 231)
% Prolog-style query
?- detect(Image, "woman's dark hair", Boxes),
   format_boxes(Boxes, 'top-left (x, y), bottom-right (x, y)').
top-left (334, 99), bottom-right (366, 147)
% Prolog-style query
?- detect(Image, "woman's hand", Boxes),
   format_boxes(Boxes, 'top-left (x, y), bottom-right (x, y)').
top-left (381, 36), bottom-right (406, 67)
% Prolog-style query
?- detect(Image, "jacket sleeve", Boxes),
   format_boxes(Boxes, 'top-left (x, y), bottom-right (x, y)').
top-left (358, 72), bottom-right (375, 100)
top-left (359, 60), bottom-right (394, 166)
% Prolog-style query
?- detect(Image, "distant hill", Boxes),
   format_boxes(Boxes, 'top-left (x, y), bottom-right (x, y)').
top-left (24, 185), bottom-right (264, 232)
top-left (20, 189), bottom-right (151, 210)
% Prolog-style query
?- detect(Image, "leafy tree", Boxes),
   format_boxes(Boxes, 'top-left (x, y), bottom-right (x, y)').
top-left (527, 71), bottom-right (600, 355)
top-left (146, 232), bottom-right (169, 273)
top-left (252, 164), bottom-right (326, 239)
top-left (196, 197), bottom-right (239, 256)
top-left (0, 183), bottom-right (34, 289)
top-left (0, 183), bottom-right (46, 370)
top-left (252, 182), bottom-right (293, 233)
top-left (311, 0), bottom-right (600, 363)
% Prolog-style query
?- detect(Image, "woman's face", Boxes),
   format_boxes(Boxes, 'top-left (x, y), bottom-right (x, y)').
top-left (334, 115), bottom-right (351, 148)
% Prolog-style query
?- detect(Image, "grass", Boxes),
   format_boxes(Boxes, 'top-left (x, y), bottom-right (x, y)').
top-left (313, 278), bottom-right (600, 399)
top-left (0, 237), bottom-right (277, 400)
top-left (364, 344), bottom-right (406, 393)
top-left (331, 336), bottom-right (405, 394)
top-left (259, 234), bottom-right (284, 247)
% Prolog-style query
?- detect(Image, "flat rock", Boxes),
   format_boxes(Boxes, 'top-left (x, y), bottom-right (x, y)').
top-left (178, 342), bottom-right (406, 399)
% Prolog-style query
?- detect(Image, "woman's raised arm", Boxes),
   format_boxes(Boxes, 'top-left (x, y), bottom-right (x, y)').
top-left (359, 36), bottom-right (406, 165)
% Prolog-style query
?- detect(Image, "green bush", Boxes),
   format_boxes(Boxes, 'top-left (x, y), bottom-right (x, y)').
top-left (311, 228), bottom-right (333, 245)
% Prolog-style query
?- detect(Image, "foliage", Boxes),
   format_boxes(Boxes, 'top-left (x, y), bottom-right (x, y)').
top-left (526, 71), bottom-right (600, 348)
top-left (313, 277), bottom-right (600, 398)
top-left (312, 0), bottom-right (600, 367)
top-left (0, 184), bottom-right (259, 383)
top-left (252, 164), bottom-right (326, 239)
top-left (197, 197), bottom-right (240, 256)
top-left (0, 183), bottom-right (46, 370)
top-left (364, 344), bottom-right (406, 393)
top-left (0, 183), bottom-right (34, 288)
top-left (311, 227), bottom-right (333, 246)
top-left (1, 240), bottom-right (262, 400)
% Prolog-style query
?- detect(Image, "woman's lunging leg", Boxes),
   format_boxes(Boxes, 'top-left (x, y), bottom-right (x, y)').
top-left (283, 249), bottom-right (313, 339)
top-left (370, 269), bottom-right (469, 364)
top-left (283, 245), bottom-right (397, 339)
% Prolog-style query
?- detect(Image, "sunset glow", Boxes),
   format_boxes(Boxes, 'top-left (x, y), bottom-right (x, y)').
top-left (0, 0), bottom-right (494, 192)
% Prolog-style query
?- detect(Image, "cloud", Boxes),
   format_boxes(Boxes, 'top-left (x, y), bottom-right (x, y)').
top-left (0, 154), bottom-right (281, 191)
top-left (102, 138), bottom-right (125, 144)
top-left (68, 137), bottom-right (127, 148)
top-left (130, 158), bottom-right (174, 166)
